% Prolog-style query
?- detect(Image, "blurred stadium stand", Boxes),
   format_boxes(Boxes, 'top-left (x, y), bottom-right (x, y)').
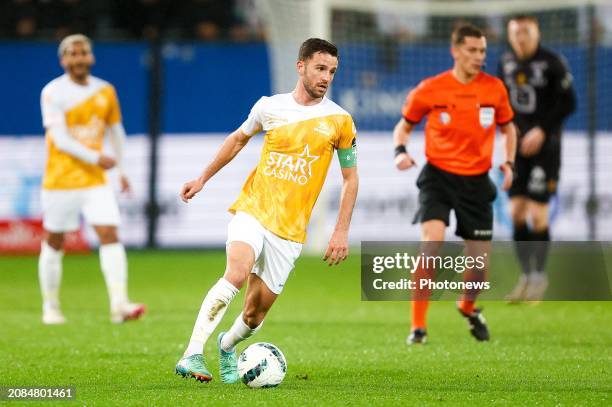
top-left (0, 0), bottom-right (264, 41)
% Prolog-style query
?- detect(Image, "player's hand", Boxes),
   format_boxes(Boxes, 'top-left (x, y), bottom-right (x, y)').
top-left (520, 127), bottom-right (545, 157)
top-left (499, 162), bottom-right (514, 191)
top-left (119, 175), bottom-right (131, 194)
top-left (180, 178), bottom-right (204, 203)
top-left (323, 229), bottom-right (349, 266)
top-left (395, 152), bottom-right (417, 171)
top-left (98, 155), bottom-right (116, 170)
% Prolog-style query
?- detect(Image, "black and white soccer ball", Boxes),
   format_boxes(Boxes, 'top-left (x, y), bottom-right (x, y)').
top-left (237, 342), bottom-right (287, 388)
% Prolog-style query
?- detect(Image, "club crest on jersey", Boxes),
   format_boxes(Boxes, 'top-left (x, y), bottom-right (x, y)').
top-left (264, 145), bottom-right (319, 185)
top-left (479, 107), bottom-right (495, 128)
top-left (95, 94), bottom-right (108, 108)
top-left (313, 121), bottom-right (332, 136)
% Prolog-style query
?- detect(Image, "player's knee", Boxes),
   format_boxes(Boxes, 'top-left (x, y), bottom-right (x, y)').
top-left (527, 200), bottom-right (549, 231)
top-left (227, 251), bottom-right (251, 271)
top-left (45, 233), bottom-right (65, 250)
top-left (531, 213), bottom-right (549, 232)
top-left (226, 246), bottom-right (255, 284)
top-left (96, 227), bottom-right (119, 245)
top-left (223, 268), bottom-right (248, 290)
top-left (510, 206), bottom-right (527, 225)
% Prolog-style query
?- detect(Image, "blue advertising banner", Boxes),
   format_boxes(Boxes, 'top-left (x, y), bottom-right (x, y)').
top-left (0, 42), bottom-right (609, 134)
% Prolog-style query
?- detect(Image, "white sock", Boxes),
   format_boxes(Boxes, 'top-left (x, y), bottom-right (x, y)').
top-left (184, 278), bottom-right (239, 357)
top-left (38, 241), bottom-right (63, 312)
top-left (99, 242), bottom-right (129, 311)
top-left (220, 312), bottom-right (263, 352)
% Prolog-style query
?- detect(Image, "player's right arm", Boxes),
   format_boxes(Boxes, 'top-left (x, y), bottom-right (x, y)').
top-left (393, 118), bottom-right (416, 170)
top-left (180, 128), bottom-right (251, 202)
top-left (41, 85), bottom-right (115, 169)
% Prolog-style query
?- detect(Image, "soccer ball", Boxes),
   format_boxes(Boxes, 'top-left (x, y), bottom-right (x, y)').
top-left (237, 342), bottom-right (287, 388)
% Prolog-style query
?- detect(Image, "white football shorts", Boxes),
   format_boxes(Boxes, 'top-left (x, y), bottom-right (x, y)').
top-left (41, 184), bottom-right (121, 232)
top-left (226, 211), bottom-right (302, 294)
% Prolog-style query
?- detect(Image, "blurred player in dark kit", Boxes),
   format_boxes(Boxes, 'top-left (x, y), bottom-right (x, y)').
top-left (498, 15), bottom-right (576, 303)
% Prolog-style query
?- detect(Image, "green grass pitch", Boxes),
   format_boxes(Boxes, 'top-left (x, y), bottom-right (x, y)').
top-left (1, 250), bottom-right (611, 405)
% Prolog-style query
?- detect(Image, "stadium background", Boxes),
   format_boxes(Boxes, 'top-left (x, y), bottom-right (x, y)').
top-left (1, 0), bottom-right (611, 253)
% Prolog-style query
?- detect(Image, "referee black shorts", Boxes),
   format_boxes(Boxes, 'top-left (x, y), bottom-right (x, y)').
top-left (412, 163), bottom-right (498, 241)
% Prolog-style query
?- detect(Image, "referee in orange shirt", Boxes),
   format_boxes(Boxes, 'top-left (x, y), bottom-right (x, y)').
top-left (393, 24), bottom-right (517, 344)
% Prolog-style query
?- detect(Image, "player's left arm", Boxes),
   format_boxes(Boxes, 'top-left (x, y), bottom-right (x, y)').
top-left (324, 166), bottom-right (358, 266)
top-left (523, 55), bottom-right (577, 156)
top-left (106, 86), bottom-right (130, 193)
top-left (538, 54), bottom-right (577, 135)
top-left (496, 81), bottom-right (517, 191)
top-left (107, 123), bottom-right (130, 193)
top-left (324, 118), bottom-right (358, 266)
top-left (499, 122), bottom-right (517, 191)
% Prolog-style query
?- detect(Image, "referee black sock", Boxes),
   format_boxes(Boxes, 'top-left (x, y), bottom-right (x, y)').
top-left (513, 223), bottom-right (532, 275)
top-left (531, 228), bottom-right (551, 274)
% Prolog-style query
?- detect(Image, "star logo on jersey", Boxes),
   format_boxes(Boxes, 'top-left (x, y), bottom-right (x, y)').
top-left (264, 145), bottom-right (320, 185)
top-left (313, 121), bottom-right (332, 136)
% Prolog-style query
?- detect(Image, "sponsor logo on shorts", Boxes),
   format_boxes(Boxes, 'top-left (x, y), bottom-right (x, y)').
top-left (264, 145), bottom-right (319, 185)
top-left (474, 229), bottom-right (492, 237)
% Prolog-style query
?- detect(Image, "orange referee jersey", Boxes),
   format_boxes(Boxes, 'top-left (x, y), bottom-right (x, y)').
top-left (402, 70), bottom-right (513, 175)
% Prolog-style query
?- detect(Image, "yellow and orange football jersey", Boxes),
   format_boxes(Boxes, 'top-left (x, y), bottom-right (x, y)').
top-left (230, 93), bottom-right (357, 243)
top-left (41, 74), bottom-right (122, 190)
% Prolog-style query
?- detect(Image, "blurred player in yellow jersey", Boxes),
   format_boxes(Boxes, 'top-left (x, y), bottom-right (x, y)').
top-left (175, 38), bottom-right (359, 384)
top-left (38, 34), bottom-right (145, 325)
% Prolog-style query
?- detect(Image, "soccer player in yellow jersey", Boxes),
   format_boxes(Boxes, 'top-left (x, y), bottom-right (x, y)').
top-left (38, 34), bottom-right (145, 325)
top-left (175, 38), bottom-right (359, 384)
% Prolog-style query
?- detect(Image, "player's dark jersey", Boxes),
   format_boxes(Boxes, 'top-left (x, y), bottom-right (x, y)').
top-left (497, 46), bottom-right (576, 141)
top-left (499, 46), bottom-right (576, 202)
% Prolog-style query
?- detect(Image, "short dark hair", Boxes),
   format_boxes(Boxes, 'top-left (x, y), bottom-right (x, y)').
top-left (508, 14), bottom-right (539, 26)
top-left (298, 38), bottom-right (339, 61)
top-left (451, 24), bottom-right (484, 46)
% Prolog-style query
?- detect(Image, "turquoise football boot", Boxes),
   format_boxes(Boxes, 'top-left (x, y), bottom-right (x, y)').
top-left (217, 332), bottom-right (240, 384)
top-left (175, 354), bottom-right (213, 383)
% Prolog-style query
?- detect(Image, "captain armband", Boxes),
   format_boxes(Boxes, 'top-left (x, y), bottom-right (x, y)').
top-left (337, 137), bottom-right (357, 168)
